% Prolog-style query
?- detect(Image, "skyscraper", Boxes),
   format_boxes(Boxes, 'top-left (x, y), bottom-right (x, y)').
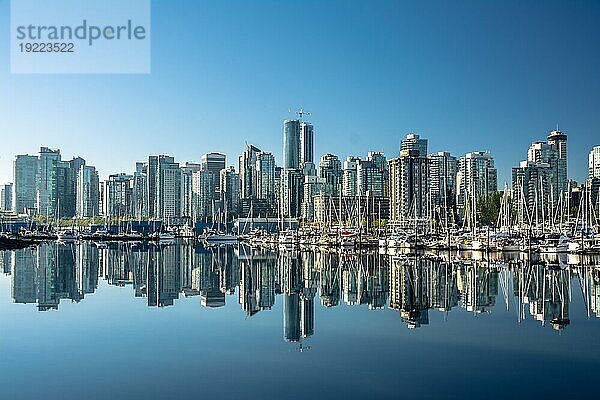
top-left (255, 152), bottom-right (276, 215)
top-left (280, 168), bottom-right (304, 218)
top-left (299, 122), bottom-right (314, 165)
top-left (192, 169), bottom-right (216, 221)
top-left (389, 134), bottom-right (429, 220)
top-left (546, 129), bottom-right (568, 194)
top-left (103, 173), bottom-right (133, 217)
top-left (1, 183), bottom-right (13, 211)
top-left (428, 151), bottom-right (457, 209)
top-left (155, 155), bottom-right (181, 220)
top-left (357, 152), bottom-right (388, 197)
top-left (13, 154), bottom-right (39, 215)
top-left (589, 146), bottom-right (600, 180)
top-left (318, 153), bottom-right (342, 196)
top-left (37, 147), bottom-right (61, 217)
top-left (589, 146), bottom-right (600, 214)
top-left (283, 120), bottom-right (301, 169)
top-left (400, 133), bottom-right (427, 156)
top-left (239, 144), bottom-right (261, 200)
top-left (457, 152), bottom-right (497, 210)
top-left (342, 156), bottom-right (360, 196)
top-left (132, 162), bottom-right (148, 219)
top-left (201, 152), bottom-right (226, 201)
top-left (220, 166), bottom-right (240, 218)
top-left (76, 166), bottom-right (99, 218)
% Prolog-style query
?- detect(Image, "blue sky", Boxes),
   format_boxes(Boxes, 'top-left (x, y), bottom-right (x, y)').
top-left (1, 0), bottom-right (599, 185)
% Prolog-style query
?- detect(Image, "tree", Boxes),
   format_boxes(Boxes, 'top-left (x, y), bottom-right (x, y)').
top-left (477, 192), bottom-right (501, 227)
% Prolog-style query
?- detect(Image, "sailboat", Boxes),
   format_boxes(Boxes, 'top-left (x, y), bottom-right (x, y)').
top-left (205, 198), bottom-right (238, 243)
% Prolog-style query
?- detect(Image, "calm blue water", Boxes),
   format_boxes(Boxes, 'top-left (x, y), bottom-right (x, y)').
top-left (1, 241), bottom-right (599, 399)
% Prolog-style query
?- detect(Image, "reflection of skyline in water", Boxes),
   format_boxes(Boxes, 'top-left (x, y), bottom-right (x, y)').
top-left (1, 242), bottom-right (600, 339)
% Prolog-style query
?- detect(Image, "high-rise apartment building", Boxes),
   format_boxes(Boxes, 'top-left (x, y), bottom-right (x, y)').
top-left (546, 129), bottom-right (568, 194)
top-left (400, 133), bottom-right (427, 156)
top-left (457, 152), bottom-right (497, 210)
top-left (13, 154), bottom-right (39, 215)
top-left (201, 152), bottom-right (226, 201)
top-left (342, 156), bottom-right (360, 196)
top-left (155, 156), bottom-right (181, 220)
top-left (1, 183), bottom-right (13, 211)
top-left (318, 153), bottom-right (342, 196)
top-left (76, 166), bottom-right (99, 218)
top-left (37, 147), bottom-right (61, 217)
top-left (103, 173), bottom-right (133, 217)
top-left (357, 152), bottom-right (388, 197)
top-left (389, 134), bottom-right (429, 221)
top-left (255, 152), bottom-right (276, 215)
top-left (192, 169), bottom-right (216, 221)
top-left (300, 122), bottom-right (314, 165)
top-left (280, 168), bottom-right (303, 218)
top-left (220, 166), bottom-right (240, 218)
top-left (283, 120), bottom-right (301, 169)
top-left (132, 162), bottom-right (148, 219)
top-left (428, 151), bottom-right (457, 209)
top-left (589, 146), bottom-right (600, 180)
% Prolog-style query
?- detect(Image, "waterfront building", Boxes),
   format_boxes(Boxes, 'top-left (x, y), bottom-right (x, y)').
top-left (280, 168), bottom-right (304, 219)
top-left (180, 164), bottom-right (197, 221)
top-left (400, 133), bottom-right (428, 156)
top-left (546, 129), bottom-right (568, 195)
top-left (1, 183), bottom-right (13, 211)
top-left (192, 170), bottom-right (216, 221)
top-left (239, 144), bottom-right (261, 202)
top-left (283, 119), bottom-right (301, 169)
top-left (146, 156), bottom-right (158, 218)
top-left (589, 146), bottom-right (600, 213)
top-left (37, 147), bottom-right (61, 217)
top-left (318, 153), bottom-right (342, 196)
top-left (132, 162), bottom-right (148, 219)
top-left (155, 155), bottom-right (181, 220)
top-left (302, 175), bottom-right (327, 221)
top-left (342, 156), bottom-right (360, 196)
top-left (357, 152), bottom-right (388, 197)
top-left (389, 134), bottom-right (429, 221)
top-left (103, 173), bottom-right (133, 218)
top-left (300, 122), bottom-right (314, 166)
top-left (255, 152), bottom-right (277, 216)
top-left (201, 152), bottom-right (226, 201)
top-left (456, 151), bottom-right (497, 211)
top-left (512, 132), bottom-right (568, 219)
top-left (428, 151), bottom-right (457, 210)
top-left (13, 154), bottom-right (38, 215)
top-left (220, 166), bottom-right (240, 219)
top-left (590, 146), bottom-right (600, 179)
top-left (76, 166), bottom-right (99, 218)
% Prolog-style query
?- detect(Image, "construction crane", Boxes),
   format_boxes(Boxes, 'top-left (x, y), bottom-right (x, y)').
top-left (288, 108), bottom-right (311, 120)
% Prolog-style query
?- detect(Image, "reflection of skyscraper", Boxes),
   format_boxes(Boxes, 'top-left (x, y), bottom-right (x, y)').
top-left (458, 262), bottom-right (498, 314)
top-left (11, 247), bottom-right (37, 304)
top-left (282, 250), bottom-right (315, 342)
top-left (389, 257), bottom-right (430, 328)
top-left (238, 247), bottom-right (276, 316)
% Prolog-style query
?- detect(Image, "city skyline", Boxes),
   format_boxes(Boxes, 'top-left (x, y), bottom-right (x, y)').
top-left (2, 1), bottom-right (600, 185)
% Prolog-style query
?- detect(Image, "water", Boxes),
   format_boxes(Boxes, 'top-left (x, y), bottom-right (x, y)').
top-left (1, 241), bottom-right (599, 399)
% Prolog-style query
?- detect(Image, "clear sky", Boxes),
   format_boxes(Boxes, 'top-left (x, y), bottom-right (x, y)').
top-left (1, 0), bottom-right (599, 185)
